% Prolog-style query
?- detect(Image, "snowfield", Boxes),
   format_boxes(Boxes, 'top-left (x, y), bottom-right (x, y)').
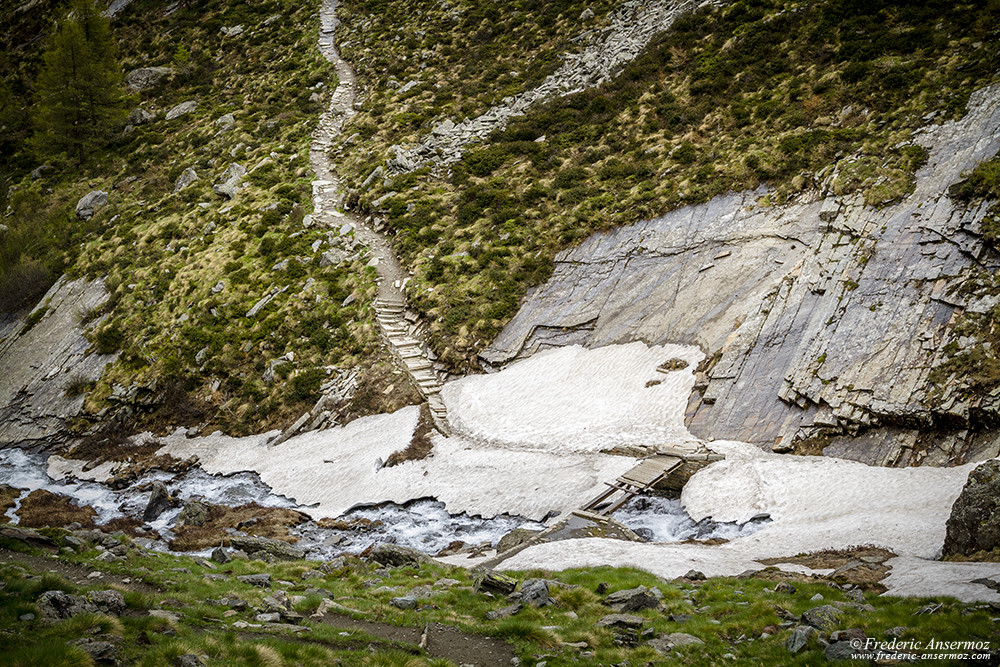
top-left (145, 343), bottom-right (1000, 600)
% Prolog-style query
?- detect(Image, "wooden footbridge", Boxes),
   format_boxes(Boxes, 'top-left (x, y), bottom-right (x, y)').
top-left (579, 448), bottom-right (723, 516)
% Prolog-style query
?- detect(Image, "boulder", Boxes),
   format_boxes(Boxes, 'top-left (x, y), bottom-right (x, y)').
top-left (142, 481), bottom-right (174, 521)
top-left (212, 162), bottom-right (246, 199)
top-left (496, 527), bottom-right (540, 553)
top-left (319, 249), bottom-right (349, 267)
top-left (176, 500), bottom-right (209, 527)
top-left (237, 573), bottom-right (272, 587)
top-left (826, 642), bottom-right (861, 660)
top-left (944, 460), bottom-right (1000, 556)
top-left (165, 100), bottom-right (197, 121)
top-left (369, 543), bottom-right (429, 568)
top-left (126, 108), bottom-right (153, 126)
top-left (230, 536), bottom-right (304, 560)
top-left (579, 7), bottom-right (595, 20)
top-left (786, 625), bottom-right (818, 654)
top-left (75, 190), bottom-right (108, 220)
top-left (124, 66), bottom-right (173, 92)
top-left (390, 596), bottom-right (418, 610)
top-left (519, 578), bottom-right (551, 607)
top-left (214, 113), bottom-right (236, 129)
top-left (485, 602), bottom-right (522, 620)
top-left (37, 590), bottom-right (96, 620)
top-left (602, 585), bottom-right (660, 612)
top-left (174, 167), bottom-right (199, 193)
top-left (663, 632), bottom-right (704, 646)
top-left (71, 638), bottom-right (118, 664)
top-left (596, 613), bottom-right (645, 629)
top-left (88, 590), bottom-right (126, 615)
top-left (30, 164), bottom-right (55, 180)
top-left (474, 571), bottom-right (516, 596)
top-left (801, 604), bottom-right (844, 630)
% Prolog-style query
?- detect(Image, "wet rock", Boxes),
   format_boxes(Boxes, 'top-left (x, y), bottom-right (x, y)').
top-left (165, 100), bottom-right (197, 121)
top-left (230, 536), bottom-right (304, 561)
top-left (237, 573), bottom-right (272, 588)
top-left (801, 604), bottom-right (844, 630)
top-left (474, 571), bottom-right (516, 596)
top-left (75, 190), bottom-right (108, 220)
top-left (143, 482), bottom-right (174, 521)
top-left (176, 500), bottom-right (209, 526)
top-left (485, 602), bottom-right (522, 620)
top-left (124, 66), bottom-right (173, 92)
top-left (786, 625), bottom-right (818, 654)
top-left (369, 543), bottom-right (429, 568)
top-left (496, 527), bottom-right (540, 553)
top-left (944, 460), bottom-right (1000, 557)
top-left (596, 613), bottom-right (645, 629)
top-left (602, 585), bottom-right (660, 612)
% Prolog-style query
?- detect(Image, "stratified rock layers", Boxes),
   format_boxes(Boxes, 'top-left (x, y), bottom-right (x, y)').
top-left (483, 84), bottom-right (1000, 465)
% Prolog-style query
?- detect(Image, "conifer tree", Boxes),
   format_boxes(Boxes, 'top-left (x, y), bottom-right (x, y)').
top-left (32, 0), bottom-right (127, 165)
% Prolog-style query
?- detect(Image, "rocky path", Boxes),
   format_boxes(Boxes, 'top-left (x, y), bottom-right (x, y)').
top-left (310, 0), bottom-right (449, 434)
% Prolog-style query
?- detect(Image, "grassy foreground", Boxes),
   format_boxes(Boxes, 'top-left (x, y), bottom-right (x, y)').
top-left (0, 528), bottom-right (997, 666)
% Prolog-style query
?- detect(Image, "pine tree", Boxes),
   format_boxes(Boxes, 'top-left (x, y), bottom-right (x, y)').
top-left (32, 0), bottom-right (128, 165)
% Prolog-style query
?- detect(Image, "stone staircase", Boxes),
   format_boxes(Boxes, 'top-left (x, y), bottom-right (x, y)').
top-left (374, 298), bottom-right (449, 433)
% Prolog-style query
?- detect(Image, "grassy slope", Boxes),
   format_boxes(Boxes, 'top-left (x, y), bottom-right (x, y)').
top-left (333, 0), bottom-right (1000, 371)
top-left (0, 0), bottom-right (419, 435)
top-left (0, 532), bottom-right (997, 666)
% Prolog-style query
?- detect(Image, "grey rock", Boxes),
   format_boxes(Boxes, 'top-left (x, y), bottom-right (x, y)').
top-left (370, 543), bottom-right (430, 568)
top-left (175, 655), bottom-right (205, 667)
top-left (124, 66), bottom-right (173, 92)
top-left (177, 500), bottom-right (209, 526)
top-left (237, 573), bottom-right (272, 587)
top-left (220, 24), bottom-right (244, 37)
top-left (664, 632), bottom-right (704, 646)
top-left (801, 604), bottom-right (844, 630)
top-left (603, 585), bottom-right (660, 612)
top-left (213, 162), bottom-right (246, 199)
top-left (37, 589), bottom-right (123, 619)
top-left (75, 190), bottom-right (108, 220)
top-left (486, 602), bottom-right (522, 620)
top-left (230, 536), bottom-right (304, 561)
top-left (255, 612), bottom-right (281, 623)
top-left (127, 108), bottom-right (153, 126)
top-left (786, 625), bottom-right (817, 653)
top-left (31, 164), bottom-right (55, 179)
top-left (774, 582), bottom-right (797, 594)
top-left (596, 613), bottom-right (645, 629)
top-left (944, 460), bottom-right (1000, 556)
top-left (496, 527), bottom-right (540, 553)
top-left (683, 570), bottom-right (705, 581)
top-left (826, 641), bottom-right (861, 660)
top-left (579, 7), bottom-right (595, 20)
top-left (301, 569), bottom-right (325, 580)
top-left (165, 100), bottom-right (197, 121)
top-left (319, 249), bottom-right (349, 267)
top-left (390, 596), bottom-right (418, 609)
top-left (143, 481), bottom-right (174, 521)
top-left (174, 167), bottom-right (199, 193)
top-left (214, 113), bottom-right (236, 129)
top-left (519, 578), bottom-right (551, 607)
top-left (71, 638), bottom-right (117, 663)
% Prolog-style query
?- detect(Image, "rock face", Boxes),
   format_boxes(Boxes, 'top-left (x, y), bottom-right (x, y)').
top-left (75, 190), bottom-right (108, 219)
top-left (943, 460), bottom-right (1000, 556)
top-left (0, 277), bottom-right (113, 448)
top-left (483, 83), bottom-right (1000, 466)
top-left (386, 0), bottom-right (715, 173)
top-left (124, 66), bottom-right (173, 92)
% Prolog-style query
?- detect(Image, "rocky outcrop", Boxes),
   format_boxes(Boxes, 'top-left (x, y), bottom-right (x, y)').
top-left (124, 66), bottom-right (173, 92)
top-left (0, 277), bottom-right (114, 448)
top-left (483, 83), bottom-right (1000, 465)
top-left (213, 162), bottom-right (246, 199)
top-left (174, 167), bottom-right (199, 192)
top-left (386, 0), bottom-right (719, 173)
top-left (943, 460), bottom-right (1000, 557)
top-left (165, 100), bottom-right (197, 121)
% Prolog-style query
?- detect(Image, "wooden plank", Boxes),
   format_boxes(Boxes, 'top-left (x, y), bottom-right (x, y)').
top-left (619, 456), bottom-right (682, 487)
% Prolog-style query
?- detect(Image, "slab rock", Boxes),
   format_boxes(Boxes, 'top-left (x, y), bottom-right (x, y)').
top-left (230, 536), bottom-right (304, 561)
top-left (944, 459), bottom-right (1000, 557)
top-left (602, 585), bottom-right (660, 612)
top-left (165, 100), bottom-right (197, 121)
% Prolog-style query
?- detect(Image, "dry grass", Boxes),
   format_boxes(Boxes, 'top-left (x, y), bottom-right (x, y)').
top-left (17, 489), bottom-right (96, 528)
top-left (169, 503), bottom-right (310, 551)
top-left (385, 403), bottom-right (434, 467)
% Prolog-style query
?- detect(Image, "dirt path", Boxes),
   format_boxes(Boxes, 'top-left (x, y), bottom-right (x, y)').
top-left (310, 0), bottom-right (450, 433)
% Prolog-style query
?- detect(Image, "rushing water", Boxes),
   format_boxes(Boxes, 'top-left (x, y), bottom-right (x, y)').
top-left (0, 448), bottom-right (766, 557)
